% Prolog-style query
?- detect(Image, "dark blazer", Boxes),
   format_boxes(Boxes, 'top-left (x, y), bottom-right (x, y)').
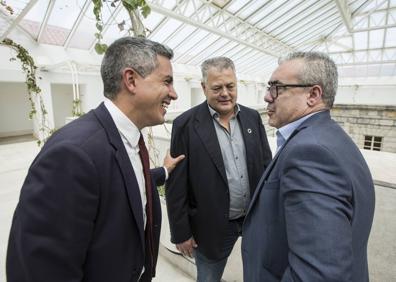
top-left (7, 103), bottom-right (164, 282)
top-left (242, 111), bottom-right (375, 282)
top-left (166, 101), bottom-right (272, 260)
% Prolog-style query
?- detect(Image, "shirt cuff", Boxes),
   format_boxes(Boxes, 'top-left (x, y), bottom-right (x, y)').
top-left (163, 166), bottom-right (169, 180)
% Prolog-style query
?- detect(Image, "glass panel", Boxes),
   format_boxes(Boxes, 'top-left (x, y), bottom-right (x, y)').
top-left (19, 0), bottom-right (50, 39)
top-left (374, 136), bottom-right (382, 142)
top-left (370, 11), bottom-right (386, 26)
top-left (226, 0), bottom-right (252, 14)
top-left (47, 0), bottom-right (86, 29)
top-left (149, 19), bottom-right (184, 43)
top-left (354, 32), bottom-right (368, 50)
top-left (369, 29), bottom-right (384, 49)
top-left (385, 28), bottom-right (396, 47)
top-left (165, 25), bottom-right (196, 49)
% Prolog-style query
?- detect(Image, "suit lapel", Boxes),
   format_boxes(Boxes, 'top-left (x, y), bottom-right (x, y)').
top-left (247, 111), bottom-right (332, 214)
top-left (194, 103), bottom-right (228, 185)
top-left (247, 147), bottom-right (282, 214)
top-left (238, 109), bottom-right (258, 194)
top-left (94, 103), bottom-right (145, 248)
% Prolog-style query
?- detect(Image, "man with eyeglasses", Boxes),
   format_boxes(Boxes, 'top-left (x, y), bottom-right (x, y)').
top-left (166, 57), bottom-right (272, 281)
top-left (242, 52), bottom-right (375, 281)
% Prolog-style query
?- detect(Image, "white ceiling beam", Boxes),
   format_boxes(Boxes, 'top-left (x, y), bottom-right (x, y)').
top-left (355, 6), bottom-right (396, 16)
top-left (336, 60), bottom-right (396, 66)
top-left (37, 0), bottom-right (56, 43)
top-left (328, 47), bottom-right (396, 54)
top-left (64, 0), bottom-right (91, 49)
top-left (353, 23), bottom-right (396, 32)
top-left (147, 0), bottom-right (294, 58)
top-left (0, 10), bottom-right (36, 41)
top-left (335, 0), bottom-right (353, 33)
top-left (0, 0), bottom-right (38, 41)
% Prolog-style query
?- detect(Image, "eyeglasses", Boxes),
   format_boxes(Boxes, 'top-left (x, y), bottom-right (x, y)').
top-left (266, 84), bottom-right (315, 99)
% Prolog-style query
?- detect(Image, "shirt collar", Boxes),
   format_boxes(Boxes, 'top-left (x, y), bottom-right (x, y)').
top-left (277, 111), bottom-right (322, 142)
top-left (104, 98), bottom-right (140, 148)
top-left (207, 103), bottom-right (240, 120)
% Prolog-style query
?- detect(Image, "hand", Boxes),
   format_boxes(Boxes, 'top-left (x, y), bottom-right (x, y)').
top-left (163, 150), bottom-right (185, 174)
top-left (176, 237), bottom-right (197, 258)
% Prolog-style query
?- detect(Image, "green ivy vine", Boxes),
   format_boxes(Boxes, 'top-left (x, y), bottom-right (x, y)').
top-left (92, 0), bottom-right (151, 54)
top-left (0, 0), bottom-right (14, 15)
top-left (0, 38), bottom-right (54, 146)
top-left (72, 99), bottom-right (84, 117)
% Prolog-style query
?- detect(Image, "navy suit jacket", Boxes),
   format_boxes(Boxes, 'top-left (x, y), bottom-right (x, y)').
top-left (7, 103), bottom-right (164, 282)
top-left (242, 111), bottom-right (375, 281)
top-left (166, 101), bottom-right (272, 260)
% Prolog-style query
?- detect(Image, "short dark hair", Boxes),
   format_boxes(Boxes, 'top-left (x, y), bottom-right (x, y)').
top-left (101, 37), bottom-right (174, 99)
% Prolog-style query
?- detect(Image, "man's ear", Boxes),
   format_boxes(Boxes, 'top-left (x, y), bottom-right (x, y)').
top-left (307, 85), bottom-right (323, 106)
top-left (122, 68), bottom-right (138, 94)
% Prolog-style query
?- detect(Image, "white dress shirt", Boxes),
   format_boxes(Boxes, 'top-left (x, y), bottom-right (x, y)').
top-left (104, 98), bottom-right (148, 228)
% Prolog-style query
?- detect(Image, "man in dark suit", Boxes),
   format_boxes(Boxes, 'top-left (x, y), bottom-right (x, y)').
top-left (166, 57), bottom-right (272, 281)
top-left (6, 37), bottom-right (184, 282)
top-left (242, 52), bottom-right (375, 281)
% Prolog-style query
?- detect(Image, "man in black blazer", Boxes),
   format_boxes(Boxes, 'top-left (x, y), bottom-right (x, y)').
top-left (7, 37), bottom-right (184, 282)
top-left (242, 52), bottom-right (375, 281)
top-left (166, 57), bottom-right (272, 281)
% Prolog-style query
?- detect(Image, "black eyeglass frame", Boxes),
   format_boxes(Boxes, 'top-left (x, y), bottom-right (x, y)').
top-left (266, 84), bottom-right (315, 99)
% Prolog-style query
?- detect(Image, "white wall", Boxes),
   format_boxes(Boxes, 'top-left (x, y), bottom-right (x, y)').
top-left (51, 84), bottom-right (74, 129)
top-left (0, 82), bottom-right (33, 137)
top-left (336, 84), bottom-right (396, 106)
top-left (191, 87), bottom-right (205, 107)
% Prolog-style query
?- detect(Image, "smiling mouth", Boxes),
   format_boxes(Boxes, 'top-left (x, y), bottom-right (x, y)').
top-left (161, 102), bottom-right (169, 111)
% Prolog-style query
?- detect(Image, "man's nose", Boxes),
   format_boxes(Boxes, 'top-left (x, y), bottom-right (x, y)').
top-left (169, 85), bottom-right (177, 100)
top-left (264, 91), bottom-right (273, 103)
top-left (219, 86), bottom-right (229, 95)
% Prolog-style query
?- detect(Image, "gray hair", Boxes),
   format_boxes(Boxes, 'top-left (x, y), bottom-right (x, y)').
top-left (201, 57), bottom-right (235, 84)
top-left (101, 37), bottom-right (173, 99)
top-left (279, 52), bottom-right (338, 108)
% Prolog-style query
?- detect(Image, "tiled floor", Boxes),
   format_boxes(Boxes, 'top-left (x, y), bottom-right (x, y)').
top-left (0, 140), bottom-right (193, 282)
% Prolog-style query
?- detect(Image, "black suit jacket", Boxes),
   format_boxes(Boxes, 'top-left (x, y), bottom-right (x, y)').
top-left (166, 102), bottom-right (272, 260)
top-left (7, 103), bottom-right (164, 282)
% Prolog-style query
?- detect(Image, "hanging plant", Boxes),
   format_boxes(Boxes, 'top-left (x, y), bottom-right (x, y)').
top-left (0, 38), bottom-right (54, 146)
top-left (92, 0), bottom-right (151, 54)
top-left (72, 99), bottom-right (84, 117)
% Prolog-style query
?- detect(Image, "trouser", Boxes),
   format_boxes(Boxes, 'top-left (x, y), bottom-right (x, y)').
top-left (194, 216), bottom-right (244, 282)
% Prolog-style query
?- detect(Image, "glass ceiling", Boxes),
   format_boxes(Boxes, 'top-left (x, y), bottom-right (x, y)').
top-left (1, 0), bottom-right (396, 78)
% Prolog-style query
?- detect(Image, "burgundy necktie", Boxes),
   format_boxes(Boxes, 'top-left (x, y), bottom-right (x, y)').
top-left (138, 134), bottom-right (154, 276)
